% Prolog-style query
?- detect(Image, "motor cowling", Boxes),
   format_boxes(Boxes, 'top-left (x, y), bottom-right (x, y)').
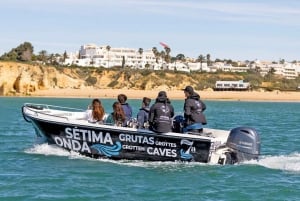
top-left (226, 127), bottom-right (260, 163)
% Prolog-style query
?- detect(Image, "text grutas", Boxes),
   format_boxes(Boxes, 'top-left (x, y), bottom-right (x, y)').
top-left (119, 133), bottom-right (178, 158)
top-left (53, 127), bottom-right (179, 158)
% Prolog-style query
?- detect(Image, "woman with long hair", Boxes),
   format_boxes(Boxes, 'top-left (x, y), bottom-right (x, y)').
top-left (117, 94), bottom-right (132, 123)
top-left (106, 101), bottom-right (126, 126)
top-left (86, 99), bottom-right (105, 123)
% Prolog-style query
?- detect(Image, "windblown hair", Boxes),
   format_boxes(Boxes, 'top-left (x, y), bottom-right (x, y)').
top-left (112, 101), bottom-right (126, 122)
top-left (92, 99), bottom-right (105, 121)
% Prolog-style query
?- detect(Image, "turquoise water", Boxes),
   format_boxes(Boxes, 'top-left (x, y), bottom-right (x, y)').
top-left (1, 97), bottom-right (300, 201)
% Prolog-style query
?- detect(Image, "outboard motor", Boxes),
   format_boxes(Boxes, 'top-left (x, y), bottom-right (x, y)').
top-left (225, 127), bottom-right (260, 164)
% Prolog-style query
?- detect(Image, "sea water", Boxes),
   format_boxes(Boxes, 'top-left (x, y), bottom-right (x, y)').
top-left (1, 97), bottom-right (300, 201)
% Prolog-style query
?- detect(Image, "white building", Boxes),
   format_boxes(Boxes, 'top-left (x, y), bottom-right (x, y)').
top-left (213, 62), bottom-right (249, 72)
top-left (214, 80), bottom-right (250, 91)
top-left (63, 44), bottom-right (300, 79)
top-left (64, 44), bottom-right (157, 69)
top-left (65, 44), bottom-right (200, 72)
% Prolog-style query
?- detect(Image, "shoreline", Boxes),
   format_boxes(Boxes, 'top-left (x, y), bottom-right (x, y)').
top-left (21, 88), bottom-right (300, 102)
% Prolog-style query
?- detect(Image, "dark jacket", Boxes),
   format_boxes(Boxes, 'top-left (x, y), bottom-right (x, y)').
top-left (149, 97), bottom-right (174, 133)
top-left (137, 106), bottom-right (150, 129)
top-left (184, 92), bottom-right (207, 126)
top-left (121, 103), bottom-right (133, 123)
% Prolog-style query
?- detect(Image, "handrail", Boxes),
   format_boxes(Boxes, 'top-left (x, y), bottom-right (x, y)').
top-left (23, 103), bottom-right (85, 121)
top-left (24, 103), bottom-right (84, 112)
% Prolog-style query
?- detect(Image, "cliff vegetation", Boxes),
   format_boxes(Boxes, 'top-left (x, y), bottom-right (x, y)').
top-left (0, 61), bottom-right (299, 96)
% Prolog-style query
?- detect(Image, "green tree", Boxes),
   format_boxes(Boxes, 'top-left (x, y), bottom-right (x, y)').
top-left (264, 67), bottom-right (276, 82)
top-left (18, 42), bottom-right (34, 61)
top-left (176, 53), bottom-right (185, 62)
top-left (0, 41), bottom-right (33, 61)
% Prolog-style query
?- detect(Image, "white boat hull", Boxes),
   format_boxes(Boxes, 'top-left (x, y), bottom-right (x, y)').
top-left (22, 103), bottom-right (260, 164)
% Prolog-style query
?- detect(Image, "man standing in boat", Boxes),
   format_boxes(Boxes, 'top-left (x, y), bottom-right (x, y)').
top-left (182, 86), bottom-right (207, 133)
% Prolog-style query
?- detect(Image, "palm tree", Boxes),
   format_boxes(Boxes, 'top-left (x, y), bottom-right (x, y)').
top-left (63, 51), bottom-right (68, 62)
top-left (152, 47), bottom-right (159, 63)
top-left (138, 48), bottom-right (143, 68)
top-left (158, 50), bottom-right (165, 70)
top-left (164, 47), bottom-right (171, 63)
top-left (197, 54), bottom-right (205, 71)
top-left (206, 54), bottom-right (211, 66)
top-left (38, 50), bottom-right (48, 63)
top-left (106, 45), bottom-right (111, 68)
top-left (175, 54), bottom-right (185, 69)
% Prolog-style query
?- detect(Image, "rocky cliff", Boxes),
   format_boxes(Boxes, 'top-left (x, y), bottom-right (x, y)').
top-left (0, 62), bottom-right (190, 96)
top-left (0, 62), bottom-right (88, 96)
top-left (0, 61), bottom-right (241, 96)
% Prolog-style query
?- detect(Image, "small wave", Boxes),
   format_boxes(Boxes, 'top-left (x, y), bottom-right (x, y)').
top-left (25, 144), bottom-right (81, 158)
top-left (245, 152), bottom-right (300, 172)
top-left (29, 144), bottom-right (300, 171)
top-left (24, 144), bottom-right (212, 169)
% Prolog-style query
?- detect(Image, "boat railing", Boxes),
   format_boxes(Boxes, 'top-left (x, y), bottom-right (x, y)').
top-left (23, 103), bottom-right (85, 121)
top-left (24, 103), bottom-right (84, 111)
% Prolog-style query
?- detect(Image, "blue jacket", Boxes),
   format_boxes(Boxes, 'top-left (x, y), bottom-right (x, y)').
top-left (121, 103), bottom-right (133, 123)
top-left (137, 106), bottom-right (150, 128)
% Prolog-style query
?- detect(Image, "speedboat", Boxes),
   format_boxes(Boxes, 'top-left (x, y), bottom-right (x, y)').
top-left (22, 103), bottom-right (260, 165)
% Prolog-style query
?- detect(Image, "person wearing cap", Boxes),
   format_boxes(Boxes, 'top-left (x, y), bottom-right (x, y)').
top-left (137, 97), bottom-right (151, 129)
top-left (149, 91), bottom-right (174, 133)
top-left (182, 86), bottom-right (207, 133)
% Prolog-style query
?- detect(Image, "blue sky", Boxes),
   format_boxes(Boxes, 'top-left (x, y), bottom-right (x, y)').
top-left (1, 0), bottom-right (300, 61)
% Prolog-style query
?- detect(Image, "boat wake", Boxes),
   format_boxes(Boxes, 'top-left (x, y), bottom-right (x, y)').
top-left (24, 144), bottom-right (210, 168)
top-left (244, 152), bottom-right (300, 173)
top-left (25, 144), bottom-right (300, 172)
top-left (25, 143), bottom-right (84, 159)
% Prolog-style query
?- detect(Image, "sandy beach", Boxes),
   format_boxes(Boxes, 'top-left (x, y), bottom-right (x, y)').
top-left (30, 88), bottom-right (300, 102)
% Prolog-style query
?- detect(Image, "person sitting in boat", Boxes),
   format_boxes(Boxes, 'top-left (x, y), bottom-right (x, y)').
top-left (137, 97), bottom-right (151, 129)
top-left (117, 94), bottom-right (133, 125)
top-left (106, 101), bottom-right (127, 126)
top-left (149, 91), bottom-right (174, 133)
top-left (85, 99), bottom-right (106, 124)
top-left (182, 86), bottom-right (207, 133)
